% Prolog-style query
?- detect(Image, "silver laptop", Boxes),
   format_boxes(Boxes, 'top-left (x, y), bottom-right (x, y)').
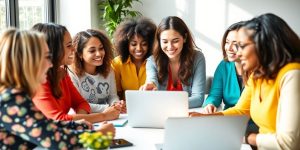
top-left (125, 90), bottom-right (189, 128)
top-left (159, 116), bottom-right (249, 150)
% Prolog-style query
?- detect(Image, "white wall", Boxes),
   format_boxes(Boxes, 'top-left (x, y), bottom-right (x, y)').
top-left (58, 0), bottom-right (101, 37)
top-left (58, 0), bottom-right (300, 76)
top-left (133, 0), bottom-right (300, 76)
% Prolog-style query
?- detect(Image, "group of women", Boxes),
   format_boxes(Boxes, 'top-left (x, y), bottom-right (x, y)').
top-left (0, 13), bottom-right (299, 150)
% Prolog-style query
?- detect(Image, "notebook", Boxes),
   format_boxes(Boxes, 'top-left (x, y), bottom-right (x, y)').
top-left (125, 90), bottom-right (189, 128)
top-left (158, 115), bottom-right (249, 150)
top-left (93, 114), bottom-right (128, 127)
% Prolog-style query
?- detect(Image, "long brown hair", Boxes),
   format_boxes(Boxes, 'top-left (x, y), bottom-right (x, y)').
top-left (32, 23), bottom-right (68, 98)
top-left (72, 29), bottom-right (113, 78)
top-left (154, 16), bottom-right (199, 85)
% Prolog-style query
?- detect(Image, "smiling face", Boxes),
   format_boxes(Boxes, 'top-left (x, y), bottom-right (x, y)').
top-left (129, 34), bottom-right (148, 62)
top-left (160, 29), bottom-right (185, 62)
top-left (81, 37), bottom-right (105, 74)
top-left (62, 31), bottom-right (75, 65)
top-left (225, 30), bottom-right (239, 62)
top-left (237, 28), bottom-right (259, 72)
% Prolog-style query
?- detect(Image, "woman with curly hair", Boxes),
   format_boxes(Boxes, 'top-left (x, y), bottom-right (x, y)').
top-left (112, 17), bottom-right (156, 100)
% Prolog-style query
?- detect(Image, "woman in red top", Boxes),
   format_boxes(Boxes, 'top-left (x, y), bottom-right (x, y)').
top-left (32, 23), bottom-right (120, 123)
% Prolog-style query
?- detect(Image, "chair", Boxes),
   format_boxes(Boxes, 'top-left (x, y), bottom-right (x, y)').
top-left (205, 76), bottom-right (213, 94)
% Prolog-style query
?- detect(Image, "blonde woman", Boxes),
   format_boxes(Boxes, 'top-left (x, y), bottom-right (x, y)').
top-left (0, 29), bottom-right (114, 149)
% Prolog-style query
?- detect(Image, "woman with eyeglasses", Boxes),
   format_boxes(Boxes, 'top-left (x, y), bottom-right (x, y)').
top-left (191, 13), bottom-right (300, 149)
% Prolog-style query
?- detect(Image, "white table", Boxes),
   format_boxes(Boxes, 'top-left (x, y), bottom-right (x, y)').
top-left (106, 109), bottom-right (253, 150)
top-left (112, 124), bottom-right (252, 150)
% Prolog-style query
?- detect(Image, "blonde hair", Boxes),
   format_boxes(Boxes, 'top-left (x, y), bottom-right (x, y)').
top-left (0, 28), bottom-right (45, 96)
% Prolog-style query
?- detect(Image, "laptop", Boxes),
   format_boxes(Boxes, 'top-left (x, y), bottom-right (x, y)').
top-left (158, 115), bottom-right (249, 150)
top-left (125, 90), bottom-right (189, 128)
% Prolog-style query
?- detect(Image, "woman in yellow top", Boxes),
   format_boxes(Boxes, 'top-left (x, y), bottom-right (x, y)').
top-left (190, 13), bottom-right (300, 150)
top-left (112, 17), bottom-right (156, 100)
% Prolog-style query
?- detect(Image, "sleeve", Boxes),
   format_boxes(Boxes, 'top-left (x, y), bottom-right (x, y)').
top-left (222, 78), bottom-right (252, 116)
top-left (32, 81), bottom-right (74, 121)
top-left (203, 61), bottom-right (224, 107)
top-left (188, 51), bottom-right (206, 108)
top-left (68, 68), bottom-right (81, 90)
top-left (1, 95), bottom-right (90, 149)
top-left (111, 58), bottom-right (123, 92)
top-left (66, 75), bottom-right (91, 114)
top-left (256, 70), bottom-right (300, 150)
top-left (145, 56), bottom-right (159, 86)
top-left (89, 103), bottom-right (109, 113)
top-left (107, 70), bottom-right (120, 104)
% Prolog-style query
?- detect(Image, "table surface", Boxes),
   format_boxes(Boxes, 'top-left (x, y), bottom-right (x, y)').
top-left (112, 125), bottom-right (252, 150)
top-left (109, 113), bottom-right (252, 150)
top-left (35, 107), bottom-right (252, 150)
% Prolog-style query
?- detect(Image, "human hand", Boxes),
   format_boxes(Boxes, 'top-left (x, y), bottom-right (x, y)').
top-left (97, 121), bottom-right (116, 137)
top-left (203, 104), bottom-right (217, 114)
top-left (139, 82), bottom-right (157, 91)
top-left (112, 100), bottom-right (126, 113)
top-left (74, 119), bottom-right (93, 130)
top-left (103, 106), bottom-right (120, 120)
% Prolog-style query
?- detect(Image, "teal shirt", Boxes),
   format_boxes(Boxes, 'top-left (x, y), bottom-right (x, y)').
top-left (203, 60), bottom-right (242, 109)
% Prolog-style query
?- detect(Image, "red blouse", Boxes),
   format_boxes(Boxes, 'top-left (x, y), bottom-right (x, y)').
top-left (166, 65), bottom-right (183, 91)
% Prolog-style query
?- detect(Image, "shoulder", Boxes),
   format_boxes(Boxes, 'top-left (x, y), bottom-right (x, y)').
top-left (147, 55), bottom-right (154, 61)
top-left (112, 56), bottom-right (122, 64)
top-left (218, 60), bottom-right (234, 69)
top-left (193, 50), bottom-right (205, 62)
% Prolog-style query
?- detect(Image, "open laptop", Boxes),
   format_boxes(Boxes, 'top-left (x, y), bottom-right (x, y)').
top-left (125, 90), bottom-right (189, 128)
top-left (157, 115), bottom-right (249, 150)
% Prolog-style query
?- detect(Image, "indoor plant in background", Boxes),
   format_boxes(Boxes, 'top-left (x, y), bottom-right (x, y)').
top-left (98, 0), bottom-right (142, 37)
top-left (79, 132), bottom-right (113, 149)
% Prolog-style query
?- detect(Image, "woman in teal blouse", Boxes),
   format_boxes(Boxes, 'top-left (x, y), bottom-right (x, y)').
top-left (203, 21), bottom-right (244, 113)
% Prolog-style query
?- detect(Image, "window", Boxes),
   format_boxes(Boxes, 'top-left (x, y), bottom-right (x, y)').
top-left (18, 0), bottom-right (46, 30)
top-left (0, 0), bottom-right (6, 33)
top-left (0, 0), bottom-right (55, 33)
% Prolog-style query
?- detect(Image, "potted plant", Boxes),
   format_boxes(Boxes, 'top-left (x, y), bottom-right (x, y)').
top-left (98, 0), bottom-right (142, 37)
top-left (79, 132), bottom-right (113, 149)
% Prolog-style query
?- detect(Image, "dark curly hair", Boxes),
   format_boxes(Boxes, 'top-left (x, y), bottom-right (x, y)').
top-left (154, 16), bottom-right (200, 85)
top-left (71, 29), bottom-right (113, 78)
top-left (240, 13), bottom-right (300, 81)
top-left (113, 17), bottom-right (157, 62)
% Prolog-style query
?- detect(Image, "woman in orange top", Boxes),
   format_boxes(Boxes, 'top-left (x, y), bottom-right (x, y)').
top-left (32, 23), bottom-right (119, 123)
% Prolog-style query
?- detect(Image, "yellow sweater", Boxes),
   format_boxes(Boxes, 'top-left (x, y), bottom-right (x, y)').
top-left (111, 56), bottom-right (146, 99)
top-left (223, 63), bottom-right (300, 149)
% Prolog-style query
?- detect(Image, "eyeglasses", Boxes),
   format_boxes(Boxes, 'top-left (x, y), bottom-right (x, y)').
top-left (234, 42), bottom-right (255, 51)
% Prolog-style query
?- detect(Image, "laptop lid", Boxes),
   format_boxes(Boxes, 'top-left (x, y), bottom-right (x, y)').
top-left (125, 90), bottom-right (189, 128)
top-left (163, 116), bottom-right (249, 150)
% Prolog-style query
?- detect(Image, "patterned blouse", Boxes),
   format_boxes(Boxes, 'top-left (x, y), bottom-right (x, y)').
top-left (0, 88), bottom-right (94, 150)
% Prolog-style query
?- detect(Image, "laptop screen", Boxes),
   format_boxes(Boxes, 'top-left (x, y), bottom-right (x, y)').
top-left (125, 90), bottom-right (189, 128)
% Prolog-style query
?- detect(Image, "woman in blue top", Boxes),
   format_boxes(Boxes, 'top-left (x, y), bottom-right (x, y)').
top-left (203, 21), bottom-right (245, 113)
top-left (140, 16), bottom-right (206, 108)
